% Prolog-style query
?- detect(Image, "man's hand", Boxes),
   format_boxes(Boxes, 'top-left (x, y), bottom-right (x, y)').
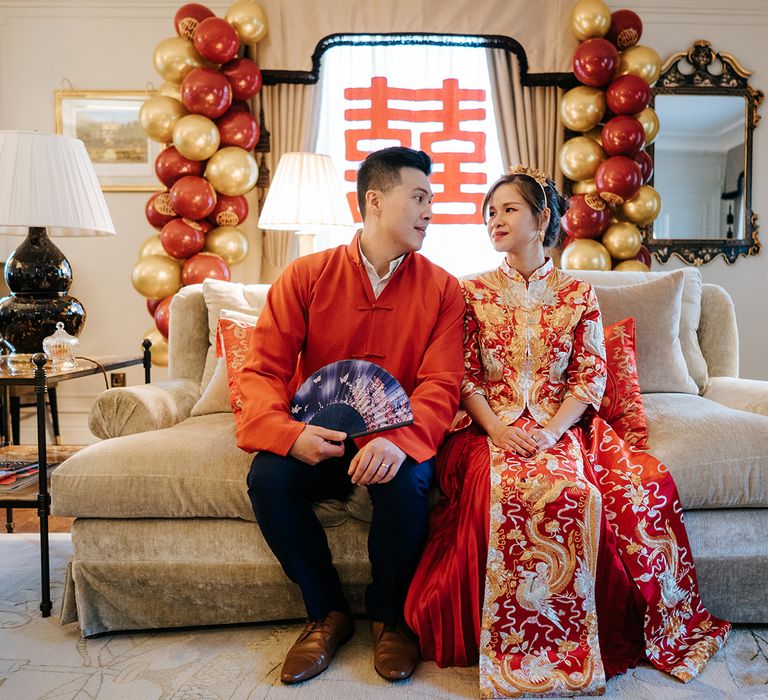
top-left (288, 425), bottom-right (347, 465)
top-left (348, 437), bottom-right (406, 486)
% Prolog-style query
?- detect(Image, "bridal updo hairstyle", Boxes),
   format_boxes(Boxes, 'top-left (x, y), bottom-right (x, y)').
top-left (482, 171), bottom-right (569, 248)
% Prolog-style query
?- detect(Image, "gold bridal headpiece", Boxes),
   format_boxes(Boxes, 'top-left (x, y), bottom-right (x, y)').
top-left (507, 164), bottom-right (550, 188)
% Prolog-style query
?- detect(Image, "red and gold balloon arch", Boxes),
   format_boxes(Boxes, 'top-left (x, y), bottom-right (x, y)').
top-left (559, 0), bottom-right (661, 272)
top-left (133, 1), bottom-right (267, 365)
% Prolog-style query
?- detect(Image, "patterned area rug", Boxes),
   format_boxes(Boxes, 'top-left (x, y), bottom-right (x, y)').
top-left (1, 534), bottom-right (767, 699)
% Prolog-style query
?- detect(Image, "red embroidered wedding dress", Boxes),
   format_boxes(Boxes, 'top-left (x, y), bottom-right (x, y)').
top-left (404, 259), bottom-right (730, 697)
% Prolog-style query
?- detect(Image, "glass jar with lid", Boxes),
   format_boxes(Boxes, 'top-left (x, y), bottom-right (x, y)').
top-left (42, 322), bottom-right (79, 370)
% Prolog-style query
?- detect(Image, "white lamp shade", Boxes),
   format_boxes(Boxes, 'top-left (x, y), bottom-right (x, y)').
top-left (0, 130), bottom-right (116, 237)
top-left (258, 152), bottom-right (354, 231)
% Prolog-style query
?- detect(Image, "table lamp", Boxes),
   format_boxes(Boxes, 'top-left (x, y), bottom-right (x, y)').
top-left (0, 131), bottom-right (115, 369)
top-left (258, 152), bottom-right (354, 257)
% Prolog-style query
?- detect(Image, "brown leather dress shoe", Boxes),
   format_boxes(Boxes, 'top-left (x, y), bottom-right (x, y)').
top-left (371, 620), bottom-right (420, 681)
top-left (280, 611), bottom-right (355, 684)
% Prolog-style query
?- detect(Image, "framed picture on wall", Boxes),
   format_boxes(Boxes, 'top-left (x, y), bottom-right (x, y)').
top-left (54, 90), bottom-right (163, 193)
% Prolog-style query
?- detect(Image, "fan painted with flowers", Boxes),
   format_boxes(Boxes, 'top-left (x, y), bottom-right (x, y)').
top-left (290, 360), bottom-right (413, 438)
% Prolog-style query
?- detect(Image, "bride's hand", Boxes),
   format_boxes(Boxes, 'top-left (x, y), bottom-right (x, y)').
top-left (530, 427), bottom-right (559, 451)
top-left (488, 424), bottom-right (540, 457)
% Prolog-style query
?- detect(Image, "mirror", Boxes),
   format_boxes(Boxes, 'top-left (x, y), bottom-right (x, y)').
top-left (648, 41), bottom-right (763, 265)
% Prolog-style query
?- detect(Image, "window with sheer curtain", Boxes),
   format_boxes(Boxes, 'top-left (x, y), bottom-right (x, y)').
top-left (313, 42), bottom-right (506, 276)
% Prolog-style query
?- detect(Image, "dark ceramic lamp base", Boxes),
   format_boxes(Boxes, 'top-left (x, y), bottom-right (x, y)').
top-left (0, 226), bottom-right (86, 367)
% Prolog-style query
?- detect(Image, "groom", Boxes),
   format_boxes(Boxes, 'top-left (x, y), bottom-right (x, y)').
top-left (237, 147), bottom-right (464, 683)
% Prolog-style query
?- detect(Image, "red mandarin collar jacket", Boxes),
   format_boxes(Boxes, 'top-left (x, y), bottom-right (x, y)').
top-left (236, 234), bottom-right (466, 463)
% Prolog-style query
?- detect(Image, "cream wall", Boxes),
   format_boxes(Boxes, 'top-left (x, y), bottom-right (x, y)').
top-left (0, 0), bottom-right (765, 442)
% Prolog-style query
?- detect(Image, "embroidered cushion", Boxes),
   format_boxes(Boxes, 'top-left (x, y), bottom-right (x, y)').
top-left (599, 317), bottom-right (649, 449)
top-left (217, 313), bottom-right (258, 421)
top-left (190, 309), bottom-right (257, 417)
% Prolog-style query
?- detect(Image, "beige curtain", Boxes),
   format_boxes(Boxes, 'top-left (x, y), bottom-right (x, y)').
top-left (257, 82), bottom-right (321, 281)
top-left (486, 49), bottom-right (565, 190)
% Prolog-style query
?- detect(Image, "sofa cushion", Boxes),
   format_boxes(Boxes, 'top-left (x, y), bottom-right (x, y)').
top-left (191, 310), bottom-right (258, 417)
top-left (51, 414), bottom-right (365, 527)
top-left (600, 317), bottom-right (648, 448)
top-left (591, 272), bottom-right (698, 394)
top-left (568, 268), bottom-right (707, 392)
top-left (643, 393), bottom-right (768, 509)
top-left (199, 279), bottom-right (269, 391)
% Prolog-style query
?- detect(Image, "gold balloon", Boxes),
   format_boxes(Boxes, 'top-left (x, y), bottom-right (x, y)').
top-left (143, 327), bottom-right (169, 367)
top-left (620, 185), bottom-right (662, 225)
top-left (614, 259), bottom-right (650, 272)
top-left (570, 0), bottom-right (611, 40)
top-left (225, 0), bottom-right (269, 43)
top-left (561, 239), bottom-right (612, 271)
top-left (140, 234), bottom-right (167, 259)
top-left (205, 146), bottom-right (258, 196)
top-left (601, 222), bottom-right (643, 260)
top-left (572, 179), bottom-right (597, 195)
top-left (172, 114), bottom-right (221, 161)
top-left (584, 127), bottom-right (603, 145)
top-left (635, 107), bottom-right (660, 145)
top-left (559, 136), bottom-right (606, 182)
top-left (153, 36), bottom-right (207, 83)
top-left (131, 255), bottom-right (182, 299)
top-left (618, 45), bottom-right (662, 86)
top-left (560, 86), bottom-right (606, 132)
top-left (205, 226), bottom-right (249, 264)
top-left (139, 95), bottom-right (187, 143)
top-left (158, 81), bottom-right (182, 102)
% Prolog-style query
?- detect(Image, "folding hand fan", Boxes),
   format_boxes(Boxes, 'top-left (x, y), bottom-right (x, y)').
top-left (290, 359), bottom-right (413, 438)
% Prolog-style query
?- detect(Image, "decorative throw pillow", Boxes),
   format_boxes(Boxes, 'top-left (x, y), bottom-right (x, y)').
top-left (568, 268), bottom-right (707, 392)
top-left (190, 309), bottom-right (258, 417)
top-left (590, 271), bottom-right (698, 394)
top-left (599, 317), bottom-right (649, 448)
top-left (200, 279), bottom-right (270, 391)
top-left (218, 313), bottom-right (258, 421)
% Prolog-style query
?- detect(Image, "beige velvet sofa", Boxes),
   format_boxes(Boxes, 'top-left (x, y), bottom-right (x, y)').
top-left (52, 267), bottom-right (768, 637)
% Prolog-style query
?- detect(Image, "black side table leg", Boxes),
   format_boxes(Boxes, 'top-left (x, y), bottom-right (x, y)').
top-left (33, 353), bottom-right (51, 618)
top-left (48, 387), bottom-right (61, 446)
top-left (5, 507), bottom-right (13, 533)
top-left (142, 339), bottom-right (152, 384)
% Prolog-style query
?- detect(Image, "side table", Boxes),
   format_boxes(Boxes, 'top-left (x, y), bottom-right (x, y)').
top-left (0, 342), bottom-right (151, 617)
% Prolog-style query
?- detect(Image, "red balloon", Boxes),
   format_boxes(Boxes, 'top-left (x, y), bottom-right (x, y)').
top-left (606, 9), bottom-right (643, 50)
top-left (633, 150), bottom-right (654, 183)
top-left (181, 66), bottom-right (232, 119)
top-left (193, 17), bottom-right (240, 64)
top-left (595, 156), bottom-right (643, 205)
top-left (561, 193), bottom-right (612, 239)
top-left (221, 58), bottom-right (263, 100)
top-left (154, 146), bottom-right (204, 188)
top-left (182, 252), bottom-right (231, 285)
top-left (147, 298), bottom-right (162, 317)
top-left (601, 115), bottom-right (646, 157)
top-left (154, 294), bottom-right (175, 338)
top-left (229, 99), bottom-right (252, 114)
top-left (632, 244), bottom-right (652, 267)
top-left (606, 74), bottom-right (651, 115)
top-left (145, 192), bottom-right (177, 230)
top-left (160, 218), bottom-right (207, 259)
top-left (170, 175), bottom-right (217, 220)
top-left (216, 110), bottom-right (259, 150)
top-left (573, 38), bottom-right (619, 88)
top-left (207, 193), bottom-right (249, 227)
top-left (174, 3), bottom-right (215, 40)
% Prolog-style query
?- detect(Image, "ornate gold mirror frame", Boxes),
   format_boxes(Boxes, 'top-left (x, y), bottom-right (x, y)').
top-left (649, 40), bottom-right (763, 265)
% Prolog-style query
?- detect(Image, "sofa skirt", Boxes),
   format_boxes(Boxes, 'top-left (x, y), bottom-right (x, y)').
top-left (61, 509), bottom-right (767, 637)
top-left (62, 517), bottom-right (371, 637)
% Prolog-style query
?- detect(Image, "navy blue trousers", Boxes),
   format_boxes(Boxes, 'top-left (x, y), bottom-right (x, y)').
top-left (247, 442), bottom-right (433, 623)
